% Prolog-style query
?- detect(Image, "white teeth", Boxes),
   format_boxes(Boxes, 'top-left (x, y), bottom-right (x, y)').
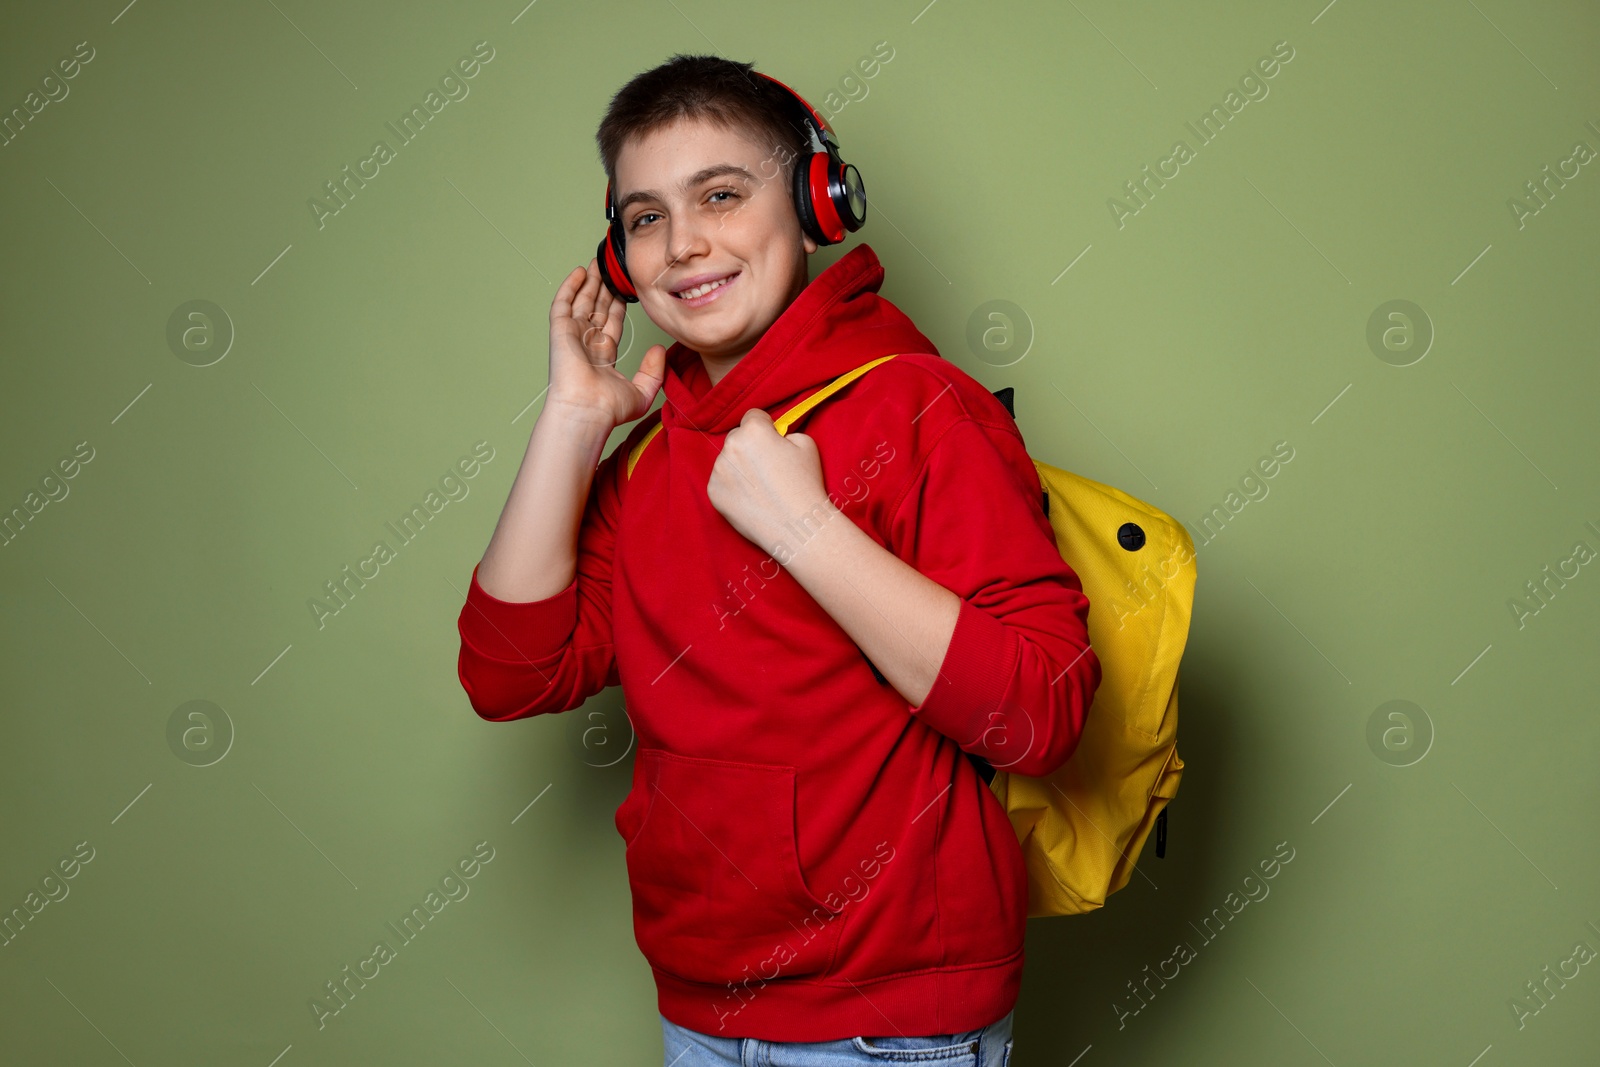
top-left (676, 275), bottom-right (732, 299)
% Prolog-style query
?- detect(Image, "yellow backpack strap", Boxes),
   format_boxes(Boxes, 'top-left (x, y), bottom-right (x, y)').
top-left (625, 354), bottom-right (900, 479)
top-left (625, 419), bottom-right (664, 479)
top-left (773, 353), bottom-right (900, 435)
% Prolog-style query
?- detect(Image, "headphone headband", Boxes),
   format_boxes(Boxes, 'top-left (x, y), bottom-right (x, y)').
top-left (752, 71), bottom-right (837, 155)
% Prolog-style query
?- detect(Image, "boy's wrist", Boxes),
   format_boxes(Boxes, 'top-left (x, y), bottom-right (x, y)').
top-left (542, 395), bottom-right (617, 433)
top-left (769, 494), bottom-right (851, 573)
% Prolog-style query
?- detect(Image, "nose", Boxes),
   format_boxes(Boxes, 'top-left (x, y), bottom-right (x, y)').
top-left (664, 212), bottom-right (711, 274)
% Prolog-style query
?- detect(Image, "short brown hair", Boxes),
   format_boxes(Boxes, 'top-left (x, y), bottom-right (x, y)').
top-left (595, 54), bottom-right (812, 198)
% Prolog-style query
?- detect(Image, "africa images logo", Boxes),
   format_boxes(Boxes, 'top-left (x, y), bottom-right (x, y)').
top-left (307, 42), bottom-right (496, 231)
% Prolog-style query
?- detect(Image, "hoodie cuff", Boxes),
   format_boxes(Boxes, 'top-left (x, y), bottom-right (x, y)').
top-left (908, 595), bottom-right (1019, 744)
top-left (458, 562), bottom-right (578, 663)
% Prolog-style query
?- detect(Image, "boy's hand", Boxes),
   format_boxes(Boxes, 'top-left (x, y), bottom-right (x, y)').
top-left (707, 409), bottom-right (832, 554)
top-left (546, 258), bottom-right (667, 427)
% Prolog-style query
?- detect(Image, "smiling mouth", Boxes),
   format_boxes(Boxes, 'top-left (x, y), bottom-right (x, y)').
top-left (672, 272), bottom-right (740, 304)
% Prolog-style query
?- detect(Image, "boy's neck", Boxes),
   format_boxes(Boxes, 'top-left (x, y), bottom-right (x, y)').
top-left (700, 350), bottom-right (746, 389)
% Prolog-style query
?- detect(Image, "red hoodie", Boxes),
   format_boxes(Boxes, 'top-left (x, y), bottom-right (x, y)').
top-left (456, 243), bottom-right (1101, 1041)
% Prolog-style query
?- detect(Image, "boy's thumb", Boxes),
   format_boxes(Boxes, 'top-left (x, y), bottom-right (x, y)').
top-left (632, 344), bottom-right (669, 400)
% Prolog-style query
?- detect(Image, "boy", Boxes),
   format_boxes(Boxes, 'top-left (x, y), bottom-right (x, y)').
top-left (456, 54), bottom-right (1100, 1065)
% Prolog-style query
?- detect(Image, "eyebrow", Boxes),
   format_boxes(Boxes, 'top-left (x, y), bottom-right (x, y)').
top-left (615, 163), bottom-right (757, 215)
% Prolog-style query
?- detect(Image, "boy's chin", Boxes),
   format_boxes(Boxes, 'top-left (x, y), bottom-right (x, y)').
top-left (677, 328), bottom-right (750, 355)
top-left (672, 321), bottom-right (775, 359)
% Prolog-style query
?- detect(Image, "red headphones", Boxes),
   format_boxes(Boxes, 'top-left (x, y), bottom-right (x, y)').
top-left (596, 71), bottom-right (867, 303)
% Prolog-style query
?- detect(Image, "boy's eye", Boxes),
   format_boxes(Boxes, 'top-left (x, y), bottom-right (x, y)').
top-left (627, 189), bottom-right (742, 232)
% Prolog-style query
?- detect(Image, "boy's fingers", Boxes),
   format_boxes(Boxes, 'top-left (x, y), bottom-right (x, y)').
top-left (550, 265), bottom-right (586, 323)
top-left (595, 286), bottom-right (624, 351)
top-left (594, 280), bottom-right (615, 321)
top-left (572, 258), bottom-right (601, 324)
top-left (576, 281), bottom-right (628, 364)
top-left (602, 292), bottom-right (626, 346)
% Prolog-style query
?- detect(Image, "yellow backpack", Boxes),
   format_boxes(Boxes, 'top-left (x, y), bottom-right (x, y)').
top-left (625, 354), bottom-right (1196, 918)
top-left (993, 436), bottom-right (1193, 917)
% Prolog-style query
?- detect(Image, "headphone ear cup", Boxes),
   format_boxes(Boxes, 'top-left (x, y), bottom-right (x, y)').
top-left (792, 148), bottom-right (862, 246)
top-left (833, 158), bottom-right (867, 233)
top-left (790, 150), bottom-right (830, 246)
top-left (596, 222), bottom-right (638, 302)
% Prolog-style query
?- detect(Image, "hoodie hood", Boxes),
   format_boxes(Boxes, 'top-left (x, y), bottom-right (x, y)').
top-left (657, 243), bottom-right (939, 434)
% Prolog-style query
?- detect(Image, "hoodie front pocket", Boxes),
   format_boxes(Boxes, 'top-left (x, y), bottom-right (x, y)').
top-left (625, 748), bottom-right (844, 986)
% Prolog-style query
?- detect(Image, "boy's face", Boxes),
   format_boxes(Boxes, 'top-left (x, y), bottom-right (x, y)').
top-left (614, 115), bottom-right (819, 365)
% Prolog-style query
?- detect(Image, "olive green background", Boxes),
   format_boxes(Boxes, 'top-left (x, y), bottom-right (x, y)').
top-left (2, 0), bottom-right (1597, 1063)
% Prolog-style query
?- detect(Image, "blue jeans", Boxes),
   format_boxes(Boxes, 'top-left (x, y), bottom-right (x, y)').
top-left (661, 1009), bottom-right (1014, 1066)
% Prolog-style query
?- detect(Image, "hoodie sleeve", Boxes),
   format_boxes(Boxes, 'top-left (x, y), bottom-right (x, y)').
top-left (455, 442), bottom-right (623, 722)
top-left (886, 415), bottom-right (1101, 778)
